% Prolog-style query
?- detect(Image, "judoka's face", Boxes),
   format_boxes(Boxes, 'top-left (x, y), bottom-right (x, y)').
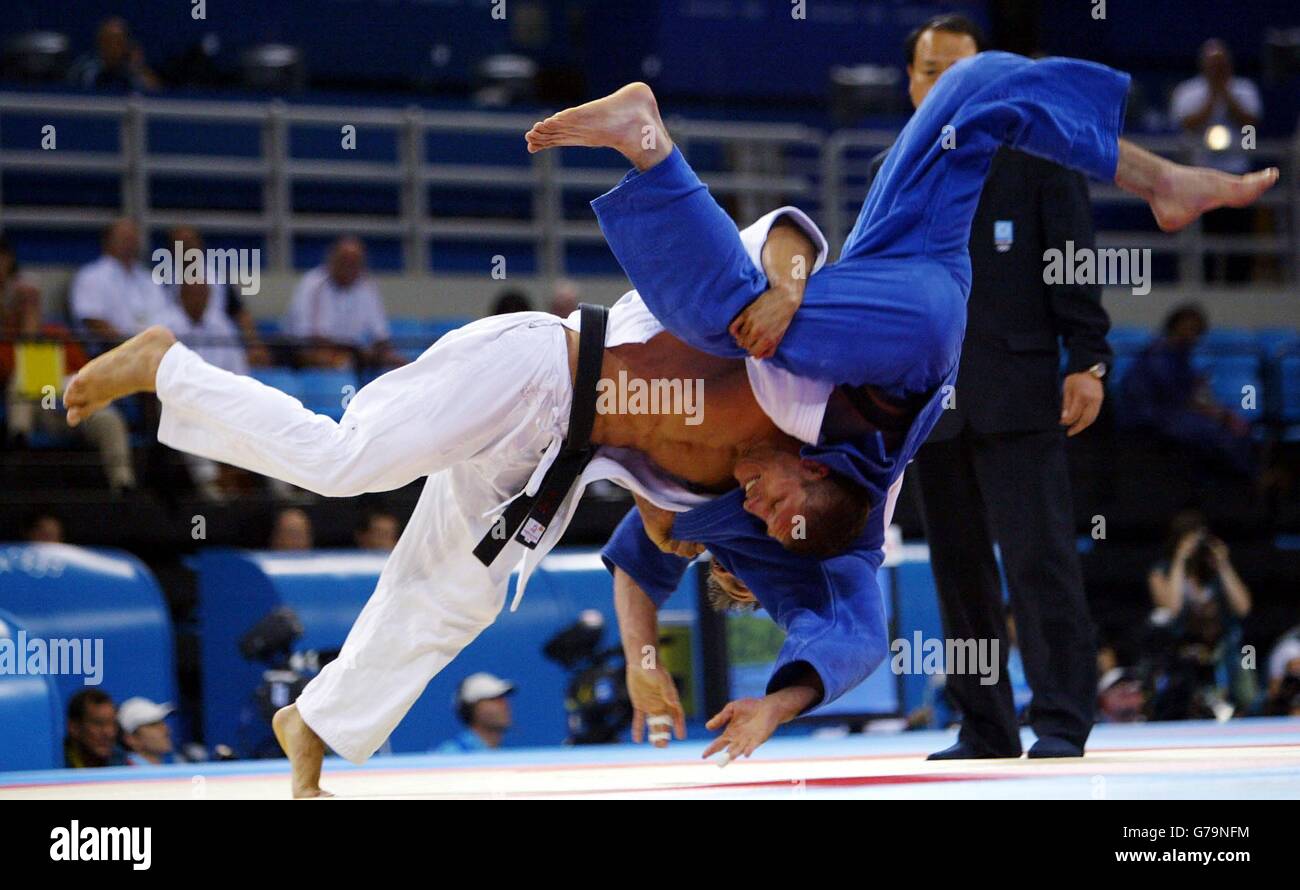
top-left (908, 29), bottom-right (978, 108)
top-left (127, 721), bottom-right (173, 757)
top-left (735, 447), bottom-right (829, 545)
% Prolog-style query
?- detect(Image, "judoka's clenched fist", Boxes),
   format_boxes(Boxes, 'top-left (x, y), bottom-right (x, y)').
top-left (729, 285), bottom-right (801, 361)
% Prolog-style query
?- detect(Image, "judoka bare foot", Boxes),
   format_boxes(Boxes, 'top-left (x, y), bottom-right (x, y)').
top-left (525, 82), bottom-right (672, 171)
top-left (272, 704), bottom-right (332, 799)
top-left (1115, 139), bottom-right (1279, 232)
top-left (65, 325), bottom-right (176, 427)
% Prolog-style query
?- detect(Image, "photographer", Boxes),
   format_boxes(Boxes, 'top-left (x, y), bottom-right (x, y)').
top-left (1146, 511), bottom-right (1254, 719)
top-left (1264, 633), bottom-right (1300, 717)
top-left (433, 673), bottom-right (514, 753)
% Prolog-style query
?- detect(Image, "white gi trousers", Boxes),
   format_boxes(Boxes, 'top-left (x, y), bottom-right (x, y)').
top-left (155, 312), bottom-right (573, 763)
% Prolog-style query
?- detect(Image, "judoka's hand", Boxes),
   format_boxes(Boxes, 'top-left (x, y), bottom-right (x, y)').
top-left (1060, 371), bottom-right (1104, 436)
top-left (627, 662), bottom-right (687, 748)
top-left (729, 285), bottom-right (801, 360)
top-left (702, 696), bottom-right (784, 762)
top-left (635, 495), bottom-right (705, 559)
top-left (703, 672), bottom-right (821, 763)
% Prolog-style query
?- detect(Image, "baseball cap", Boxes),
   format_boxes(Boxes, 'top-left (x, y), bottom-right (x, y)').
top-left (456, 672), bottom-right (515, 707)
top-left (117, 697), bottom-right (175, 733)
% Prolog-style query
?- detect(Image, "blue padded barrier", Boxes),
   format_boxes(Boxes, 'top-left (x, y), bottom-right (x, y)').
top-left (194, 548), bottom-right (706, 754)
top-left (0, 544), bottom-right (176, 758)
top-left (0, 607), bottom-right (63, 772)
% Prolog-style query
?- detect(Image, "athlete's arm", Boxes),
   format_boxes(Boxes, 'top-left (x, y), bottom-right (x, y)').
top-left (614, 566), bottom-right (687, 746)
top-left (729, 218), bottom-right (816, 360)
top-left (703, 664), bottom-right (824, 762)
top-left (633, 493), bottom-right (704, 558)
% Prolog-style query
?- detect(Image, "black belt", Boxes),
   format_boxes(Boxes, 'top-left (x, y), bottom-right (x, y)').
top-left (472, 303), bottom-right (608, 568)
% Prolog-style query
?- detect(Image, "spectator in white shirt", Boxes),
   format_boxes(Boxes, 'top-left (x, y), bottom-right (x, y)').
top-left (283, 236), bottom-right (401, 369)
top-left (159, 279), bottom-right (254, 500)
top-left (165, 226), bottom-right (270, 367)
top-left (1170, 39), bottom-right (1262, 175)
top-left (70, 218), bottom-right (168, 348)
top-left (161, 280), bottom-right (249, 376)
top-left (1169, 39), bottom-right (1263, 282)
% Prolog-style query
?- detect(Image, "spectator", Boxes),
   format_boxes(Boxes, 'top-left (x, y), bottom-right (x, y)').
top-left (269, 507), bottom-right (314, 551)
top-left (118, 697), bottom-right (180, 766)
top-left (489, 288), bottom-right (532, 316)
top-left (1096, 668), bottom-right (1146, 724)
top-left (1264, 632), bottom-right (1300, 717)
top-left (1116, 304), bottom-right (1255, 477)
top-left (64, 689), bottom-right (127, 768)
top-left (354, 508), bottom-right (400, 551)
top-left (283, 236), bottom-right (400, 369)
top-left (21, 510), bottom-right (65, 544)
top-left (1145, 510), bottom-right (1254, 719)
top-left (165, 226), bottom-right (270, 367)
top-left (162, 279), bottom-right (249, 376)
top-left (1170, 39), bottom-right (1263, 282)
top-left (434, 673), bottom-right (514, 753)
top-left (160, 275), bottom-right (256, 501)
top-left (1171, 39), bottom-right (1261, 174)
top-left (67, 17), bottom-right (160, 91)
top-left (69, 218), bottom-right (168, 349)
top-left (2, 239), bottom-right (136, 492)
top-left (549, 279), bottom-right (579, 318)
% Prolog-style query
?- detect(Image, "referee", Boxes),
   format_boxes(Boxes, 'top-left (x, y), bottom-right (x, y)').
top-left (868, 15), bottom-right (1112, 759)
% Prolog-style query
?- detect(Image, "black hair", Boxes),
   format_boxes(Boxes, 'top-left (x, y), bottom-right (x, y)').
top-left (67, 688), bottom-right (113, 724)
top-left (490, 289), bottom-right (533, 315)
top-left (783, 471), bottom-right (873, 558)
top-left (1162, 302), bottom-right (1208, 337)
top-left (904, 13), bottom-right (987, 66)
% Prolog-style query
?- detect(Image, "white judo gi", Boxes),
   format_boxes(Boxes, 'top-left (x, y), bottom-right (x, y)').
top-left (151, 207), bottom-right (905, 763)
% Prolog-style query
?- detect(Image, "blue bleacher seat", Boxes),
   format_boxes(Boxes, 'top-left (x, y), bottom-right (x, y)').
top-left (1278, 355), bottom-right (1300, 426)
top-left (1107, 327), bottom-right (1152, 356)
top-left (1109, 354), bottom-right (1138, 392)
top-left (387, 318), bottom-right (436, 362)
top-left (1258, 328), bottom-right (1300, 358)
top-left (254, 319), bottom-right (282, 340)
top-left (428, 318), bottom-right (473, 340)
top-left (1193, 353), bottom-right (1264, 420)
top-left (1198, 329), bottom-right (1260, 355)
top-left (297, 368), bottom-right (358, 420)
top-left (250, 367), bottom-right (304, 401)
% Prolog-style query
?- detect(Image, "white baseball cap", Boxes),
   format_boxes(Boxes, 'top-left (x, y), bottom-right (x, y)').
top-left (118, 697), bottom-right (175, 734)
top-left (456, 672), bottom-right (515, 707)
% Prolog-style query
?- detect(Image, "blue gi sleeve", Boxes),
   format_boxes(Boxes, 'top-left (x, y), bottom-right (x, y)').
top-left (600, 507), bottom-right (691, 609)
top-left (765, 551), bottom-right (890, 711)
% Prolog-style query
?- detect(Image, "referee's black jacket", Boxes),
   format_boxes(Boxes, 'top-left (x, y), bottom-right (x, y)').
top-left (866, 147), bottom-right (1113, 442)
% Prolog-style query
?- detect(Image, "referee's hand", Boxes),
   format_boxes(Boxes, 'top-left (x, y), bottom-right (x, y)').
top-left (1060, 371), bottom-right (1104, 436)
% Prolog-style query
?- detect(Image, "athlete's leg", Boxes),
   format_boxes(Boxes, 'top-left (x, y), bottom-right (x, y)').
top-left (66, 314), bottom-right (572, 497)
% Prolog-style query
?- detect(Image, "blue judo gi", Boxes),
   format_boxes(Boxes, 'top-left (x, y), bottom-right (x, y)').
top-left (598, 52), bottom-right (1130, 711)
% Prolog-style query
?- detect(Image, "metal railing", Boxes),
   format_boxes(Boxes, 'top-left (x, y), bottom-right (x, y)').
top-left (1, 91), bottom-right (1297, 283)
